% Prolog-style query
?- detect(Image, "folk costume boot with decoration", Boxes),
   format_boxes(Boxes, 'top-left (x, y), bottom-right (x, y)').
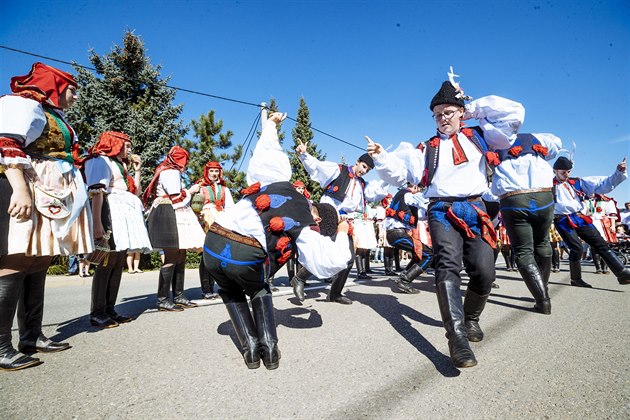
top-left (395, 263), bottom-right (423, 294)
top-left (251, 294), bottom-right (280, 370)
top-left (157, 265), bottom-right (183, 312)
top-left (173, 263), bottom-right (197, 308)
top-left (436, 281), bottom-right (477, 368)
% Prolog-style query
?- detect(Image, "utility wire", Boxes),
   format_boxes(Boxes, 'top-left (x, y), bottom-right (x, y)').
top-left (0, 45), bottom-right (363, 151)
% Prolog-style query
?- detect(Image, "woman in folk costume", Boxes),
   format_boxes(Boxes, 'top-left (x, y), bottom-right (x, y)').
top-left (496, 215), bottom-right (516, 272)
top-left (195, 160), bottom-right (234, 299)
top-left (143, 146), bottom-right (205, 311)
top-left (366, 71), bottom-right (524, 368)
top-left (549, 224), bottom-right (563, 273)
top-left (0, 63), bottom-right (93, 371)
top-left (203, 107), bottom-right (351, 369)
top-left (83, 131), bottom-right (152, 328)
top-left (583, 194), bottom-right (618, 274)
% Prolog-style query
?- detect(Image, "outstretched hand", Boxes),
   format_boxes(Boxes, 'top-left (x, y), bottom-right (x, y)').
top-left (268, 112), bottom-right (287, 125)
top-left (296, 139), bottom-right (308, 155)
top-left (617, 157), bottom-right (627, 173)
top-left (365, 136), bottom-right (383, 155)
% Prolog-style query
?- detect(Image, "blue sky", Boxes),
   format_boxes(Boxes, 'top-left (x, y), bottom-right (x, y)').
top-left (1, 0), bottom-right (629, 204)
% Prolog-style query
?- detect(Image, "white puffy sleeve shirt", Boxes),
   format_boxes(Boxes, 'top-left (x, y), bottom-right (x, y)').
top-left (373, 95), bottom-right (524, 199)
top-left (216, 118), bottom-right (351, 278)
top-left (0, 95), bottom-right (47, 168)
top-left (554, 170), bottom-right (628, 215)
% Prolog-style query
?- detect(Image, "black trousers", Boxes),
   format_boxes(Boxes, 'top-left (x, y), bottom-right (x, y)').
top-left (427, 200), bottom-right (495, 296)
top-left (386, 228), bottom-right (433, 271)
top-left (499, 191), bottom-right (554, 267)
top-left (203, 230), bottom-right (269, 301)
top-left (554, 215), bottom-right (612, 263)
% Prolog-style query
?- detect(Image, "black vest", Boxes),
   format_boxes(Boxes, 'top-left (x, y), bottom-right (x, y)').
top-left (387, 188), bottom-right (419, 227)
top-left (496, 133), bottom-right (544, 161)
top-left (324, 164), bottom-right (366, 202)
top-left (244, 182), bottom-right (315, 274)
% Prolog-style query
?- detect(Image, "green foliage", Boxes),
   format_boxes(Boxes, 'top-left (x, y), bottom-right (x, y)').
top-left (182, 110), bottom-right (246, 194)
top-left (288, 97), bottom-right (326, 202)
top-left (67, 30), bottom-right (186, 189)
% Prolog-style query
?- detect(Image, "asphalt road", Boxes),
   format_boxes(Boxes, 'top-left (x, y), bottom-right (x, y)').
top-left (1, 260), bottom-right (629, 419)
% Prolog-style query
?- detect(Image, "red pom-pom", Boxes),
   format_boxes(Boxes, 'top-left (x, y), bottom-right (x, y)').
top-left (254, 194), bottom-right (271, 212)
top-left (241, 182), bottom-right (261, 196)
top-left (532, 144), bottom-right (549, 157)
top-left (269, 217), bottom-right (285, 232)
top-left (348, 172), bottom-right (354, 179)
top-left (429, 137), bottom-right (440, 148)
top-left (486, 152), bottom-right (500, 166)
top-left (385, 208), bottom-right (396, 217)
top-left (508, 146), bottom-right (523, 157)
top-left (333, 186), bottom-right (339, 192)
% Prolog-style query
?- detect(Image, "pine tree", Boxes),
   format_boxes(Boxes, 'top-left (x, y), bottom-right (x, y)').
top-left (289, 97), bottom-right (326, 201)
top-left (182, 110), bottom-right (246, 194)
top-left (67, 30), bottom-right (186, 190)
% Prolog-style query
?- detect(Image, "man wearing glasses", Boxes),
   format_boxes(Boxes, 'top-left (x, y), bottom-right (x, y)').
top-left (366, 75), bottom-right (524, 368)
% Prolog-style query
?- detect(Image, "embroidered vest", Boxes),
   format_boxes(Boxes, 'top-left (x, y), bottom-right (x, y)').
top-left (552, 177), bottom-right (586, 203)
top-left (324, 164), bottom-right (366, 203)
top-left (24, 105), bottom-right (75, 164)
top-left (244, 182), bottom-right (316, 274)
top-left (386, 188), bottom-right (419, 227)
top-left (201, 183), bottom-right (225, 211)
top-left (418, 126), bottom-right (489, 188)
top-left (487, 133), bottom-right (549, 164)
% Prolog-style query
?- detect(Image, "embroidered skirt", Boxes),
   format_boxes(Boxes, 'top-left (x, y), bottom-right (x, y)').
top-left (107, 189), bottom-right (152, 253)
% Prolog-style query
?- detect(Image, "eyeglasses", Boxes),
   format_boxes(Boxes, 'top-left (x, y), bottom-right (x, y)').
top-left (432, 109), bottom-right (459, 121)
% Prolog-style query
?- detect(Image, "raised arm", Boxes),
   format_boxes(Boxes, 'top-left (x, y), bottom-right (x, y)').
top-left (366, 136), bottom-right (425, 187)
top-left (247, 107), bottom-right (291, 186)
top-left (296, 140), bottom-right (341, 187)
top-left (464, 95), bottom-right (525, 150)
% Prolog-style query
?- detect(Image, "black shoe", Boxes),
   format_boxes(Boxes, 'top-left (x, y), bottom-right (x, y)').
top-left (108, 313), bottom-right (133, 324)
top-left (465, 320), bottom-right (484, 342)
top-left (448, 335), bottom-right (477, 368)
top-left (174, 296), bottom-right (198, 308)
top-left (534, 299), bottom-right (552, 315)
top-left (290, 277), bottom-right (305, 302)
top-left (329, 295), bottom-right (352, 305)
top-left (19, 336), bottom-right (72, 353)
top-left (90, 315), bottom-right (119, 329)
top-left (157, 299), bottom-right (184, 312)
top-left (356, 273), bottom-right (372, 280)
top-left (394, 278), bottom-right (420, 294)
top-left (0, 350), bottom-right (43, 371)
top-left (384, 269), bottom-right (397, 276)
top-left (570, 278), bottom-right (592, 288)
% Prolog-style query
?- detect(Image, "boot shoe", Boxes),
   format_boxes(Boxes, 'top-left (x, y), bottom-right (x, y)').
top-left (157, 299), bottom-right (184, 312)
top-left (174, 296), bottom-right (198, 308)
top-left (290, 277), bottom-right (305, 302)
top-left (107, 312), bottom-right (133, 324)
top-left (19, 336), bottom-right (72, 353)
top-left (329, 295), bottom-right (352, 305)
top-left (90, 315), bottom-right (119, 329)
top-left (570, 278), bottom-right (592, 288)
top-left (617, 269), bottom-right (630, 285)
top-left (394, 278), bottom-right (420, 294)
top-left (448, 335), bottom-right (477, 368)
top-left (534, 299), bottom-right (552, 315)
top-left (464, 320), bottom-right (484, 342)
top-left (0, 350), bottom-right (43, 371)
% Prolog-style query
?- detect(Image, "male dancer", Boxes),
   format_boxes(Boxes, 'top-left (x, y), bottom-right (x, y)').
top-left (296, 141), bottom-right (387, 304)
top-left (367, 74), bottom-right (524, 368)
top-left (552, 156), bottom-right (630, 287)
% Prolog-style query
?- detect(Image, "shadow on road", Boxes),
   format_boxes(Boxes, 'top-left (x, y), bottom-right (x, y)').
top-left (344, 290), bottom-right (460, 378)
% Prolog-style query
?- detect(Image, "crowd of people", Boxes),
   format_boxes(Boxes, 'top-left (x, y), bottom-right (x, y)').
top-left (0, 62), bottom-right (628, 372)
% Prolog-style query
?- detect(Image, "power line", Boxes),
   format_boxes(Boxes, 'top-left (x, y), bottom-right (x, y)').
top-left (0, 45), bottom-right (364, 151)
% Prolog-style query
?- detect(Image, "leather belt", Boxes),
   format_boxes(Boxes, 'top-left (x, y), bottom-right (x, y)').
top-left (429, 194), bottom-right (482, 203)
top-left (207, 223), bottom-right (263, 249)
top-left (499, 187), bottom-right (552, 200)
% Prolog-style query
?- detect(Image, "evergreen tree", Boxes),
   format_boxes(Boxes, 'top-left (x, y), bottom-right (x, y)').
top-left (67, 30), bottom-right (186, 189)
top-left (182, 110), bottom-right (246, 194)
top-left (289, 97), bottom-right (326, 201)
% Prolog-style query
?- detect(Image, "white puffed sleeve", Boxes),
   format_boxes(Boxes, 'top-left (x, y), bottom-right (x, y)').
top-left (465, 95), bottom-right (525, 150)
top-left (581, 171), bottom-right (628, 197)
top-left (84, 156), bottom-right (113, 193)
top-left (298, 152), bottom-right (341, 188)
top-left (372, 142), bottom-right (425, 187)
top-left (364, 179), bottom-right (390, 202)
top-left (247, 121), bottom-right (291, 186)
top-left (295, 228), bottom-right (351, 278)
top-left (531, 133), bottom-right (562, 161)
top-left (0, 95), bottom-right (47, 168)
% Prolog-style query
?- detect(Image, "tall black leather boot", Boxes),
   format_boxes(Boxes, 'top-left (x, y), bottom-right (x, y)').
top-left (592, 251), bottom-right (603, 274)
top-left (463, 289), bottom-right (490, 341)
top-left (0, 272), bottom-right (42, 371)
top-left (436, 281), bottom-right (477, 368)
top-left (598, 249), bottom-right (630, 284)
top-left (18, 270), bottom-right (71, 353)
top-left (173, 262), bottom-right (197, 308)
top-left (329, 266), bottom-right (352, 304)
top-left (199, 259), bottom-right (214, 297)
top-left (223, 296), bottom-right (261, 369)
top-left (106, 252), bottom-right (132, 324)
top-left (535, 255), bottom-right (552, 288)
top-left (383, 250), bottom-right (396, 276)
top-left (517, 263), bottom-right (551, 314)
top-left (394, 251), bottom-right (402, 272)
top-left (286, 258), bottom-right (296, 282)
top-left (551, 248), bottom-right (560, 272)
top-left (90, 263), bottom-right (118, 328)
top-left (365, 254), bottom-right (375, 274)
top-left (157, 265), bottom-right (183, 311)
top-left (395, 263), bottom-right (423, 294)
top-left (251, 294), bottom-right (280, 370)
top-left (569, 260), bottom-right (591, 288)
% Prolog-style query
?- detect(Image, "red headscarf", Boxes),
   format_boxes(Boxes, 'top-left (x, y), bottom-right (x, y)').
top-left (200, 161), bottom-right (226, 186)
top-left (143, 145), bottom-right (189, 204)
top-left (292, 180), bottom-right (311, 199)
top-left (381, 193), bottom-right (393, 207)
top-left (11, 62), bottom-right (77, 108)
top-left (89, 131), bottom-right (130, 158)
